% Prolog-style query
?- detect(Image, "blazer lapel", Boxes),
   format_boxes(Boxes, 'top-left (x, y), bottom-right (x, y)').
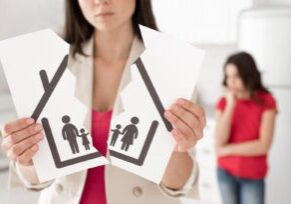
top-left (112, 37), bottom-right (145, 117)
top-left (67, 38), bottom-right (94, 131)
top-left (68, 36), bottom-right (145, 131)
top-left (65, 36), bottom-right (145, 194)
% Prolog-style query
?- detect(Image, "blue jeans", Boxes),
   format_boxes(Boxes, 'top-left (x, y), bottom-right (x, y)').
top-left (217, 167), bottom-right (265, 204)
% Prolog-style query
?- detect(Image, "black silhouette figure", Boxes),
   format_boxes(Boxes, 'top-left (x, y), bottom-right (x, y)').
top-left (62, 115), bottom-right (80, 154)
top-left (110, 124), bottom-right (122, 147)
top-left (121, 117), bottom-right (139, 152)
top-left (78, 128), bottom-right (90, 150)
top-left (32, 56), bottom-right (102, 169)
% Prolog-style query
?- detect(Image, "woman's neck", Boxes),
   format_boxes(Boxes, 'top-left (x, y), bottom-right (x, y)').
top-left (94, 22), bottom-right (134, 63)
top-left (236, 90), bottom-right (252, 100)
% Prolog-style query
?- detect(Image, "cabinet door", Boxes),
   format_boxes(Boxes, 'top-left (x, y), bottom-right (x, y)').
top-left (238, 9), bottom-right (291, 86)
top-left (267, 89), bottom-right (291, 204)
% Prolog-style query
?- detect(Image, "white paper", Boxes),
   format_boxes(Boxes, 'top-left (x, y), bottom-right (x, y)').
top-left (108, 25), bottom-right (205, 183)
top-left (0, 29), bottom-right (108, 182)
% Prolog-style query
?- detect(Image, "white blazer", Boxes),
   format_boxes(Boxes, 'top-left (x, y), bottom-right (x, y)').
top-left (8, 36), bottom-right (199, 204)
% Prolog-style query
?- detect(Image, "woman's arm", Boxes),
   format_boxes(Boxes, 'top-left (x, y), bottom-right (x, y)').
top-left (135, 129), bottom-right (138, 139)
top-left (62, 128), bottom-right (67, 140)
top-left (15, 162), bottom-right (41, 185)
top-left (162, 151), bottom-right (193, 189)
top-left (215, 106), bottom-right (235, 148)
top-left (218, 110), bottom-right (276, 156)
top-left (215, 93), bottom-right (236, 149)
top-left (162, 98), bottom-right (205, 190)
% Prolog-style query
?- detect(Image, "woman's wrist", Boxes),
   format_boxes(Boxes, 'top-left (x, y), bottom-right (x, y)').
top-left (217, 145), bottom-right (232, 156)
top-left (162, 151), bottom-right (193, 190)
top-left (225, 101), bottom-right (236, 112)
top-left (16, 161), bottom-right (40, 185)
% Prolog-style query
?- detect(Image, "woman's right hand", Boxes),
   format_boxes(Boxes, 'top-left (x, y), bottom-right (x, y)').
top-left (225, 89), bottom-right (236, 108)
top-left (1, 118), bottom-right (44, 166)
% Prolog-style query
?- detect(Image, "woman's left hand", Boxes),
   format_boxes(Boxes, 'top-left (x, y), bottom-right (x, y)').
top-left (164, 98), bottom-right (206, 152)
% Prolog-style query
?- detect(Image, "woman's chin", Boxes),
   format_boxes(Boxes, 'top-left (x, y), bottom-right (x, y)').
top-left (94, 22), bottom-right (117, 33)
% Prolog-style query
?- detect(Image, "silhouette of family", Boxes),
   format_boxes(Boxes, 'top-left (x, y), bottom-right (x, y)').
top-left (61, 115), bottom-right (140, 154)
top-left (110, 117), bottom-right (139, 152)
top-left (61, 115), bottom-right (91, 154)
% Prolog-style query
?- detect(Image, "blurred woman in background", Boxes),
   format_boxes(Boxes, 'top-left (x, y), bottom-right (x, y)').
top-left (215, 52), bottom-right (277, 204)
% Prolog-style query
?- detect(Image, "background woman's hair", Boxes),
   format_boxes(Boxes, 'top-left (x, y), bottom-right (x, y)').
top-left (64, 0), bottom-right (158, 57)
top-left (222, 52), bottom-right (269, 96)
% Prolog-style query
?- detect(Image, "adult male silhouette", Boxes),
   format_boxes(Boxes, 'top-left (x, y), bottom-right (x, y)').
top-left (62, 115), bottom-right (80, 154)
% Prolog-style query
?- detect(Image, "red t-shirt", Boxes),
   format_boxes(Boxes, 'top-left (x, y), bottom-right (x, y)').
top-left (216, 91), bottom-right (277, 179)
top-left (80, 110), bottom-right (112, 204)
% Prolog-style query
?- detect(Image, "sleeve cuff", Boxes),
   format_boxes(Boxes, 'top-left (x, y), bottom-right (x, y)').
top-left (10, 161), bottom-right (53, 191)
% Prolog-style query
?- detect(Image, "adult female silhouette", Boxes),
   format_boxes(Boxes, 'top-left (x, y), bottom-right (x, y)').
top-left (120, 117), bottom-right (139, 151)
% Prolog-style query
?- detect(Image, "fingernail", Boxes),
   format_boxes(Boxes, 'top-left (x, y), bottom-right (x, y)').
top-left (35, 134), bottom-right (44, 140)
top-left (34, 124), bottom-right (42, 131)
top-left (27, 118), bottom-right (34, 124)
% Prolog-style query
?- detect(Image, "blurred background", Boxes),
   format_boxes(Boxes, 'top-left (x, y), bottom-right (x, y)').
top-left (0, 0), bottom-right (291, 203)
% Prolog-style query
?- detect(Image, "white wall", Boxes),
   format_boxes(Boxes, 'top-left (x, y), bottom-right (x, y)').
top-left (0, 0), bottom-right (65, 93)
top-left (255, 0), bottom-right (291, 4)
top-left (267, 88), bottom-right (291, 204)
top-left (0, 0), bottom-right (64, 40)
top-left (152, 0), bottom-right (253, 44)
top-left (269, 0), bottom-right (291, 4)
top-left (196, 44), bottom-right (237, 106)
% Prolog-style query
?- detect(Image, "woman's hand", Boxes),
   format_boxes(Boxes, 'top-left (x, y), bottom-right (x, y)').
top-left (225, 89), bottom-right (236, 108)
top-left (164, 98), bottom-right (206, 152)
top-left (1, 118), bottom-right (44, 166)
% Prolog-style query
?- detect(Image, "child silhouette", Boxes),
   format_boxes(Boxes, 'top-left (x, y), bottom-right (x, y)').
top-left (110, 124), bottom-right (122, 147)
top-left (78, 128), bottom-right (90, 150)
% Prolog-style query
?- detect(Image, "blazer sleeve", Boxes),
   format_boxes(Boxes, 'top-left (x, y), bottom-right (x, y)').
top-left (157, 88), bottom-right (200, 198)
top-left (9, 161), bottom-right (54, 191)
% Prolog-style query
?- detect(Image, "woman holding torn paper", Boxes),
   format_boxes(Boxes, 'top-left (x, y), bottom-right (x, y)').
top-left (1, 0), bottom-right (206, 203)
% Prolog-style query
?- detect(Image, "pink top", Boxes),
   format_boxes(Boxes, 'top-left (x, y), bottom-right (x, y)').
top-left (80, 110), bottom-right (112, 204)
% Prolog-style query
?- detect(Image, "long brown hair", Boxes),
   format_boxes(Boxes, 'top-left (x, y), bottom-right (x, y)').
top-left (64, 0), bottom-right (158, 57)
top-left (222, 52), bottom-right (269, 99)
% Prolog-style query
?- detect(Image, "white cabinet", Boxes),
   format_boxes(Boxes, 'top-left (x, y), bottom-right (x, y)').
top-left (266, 89), bottom-right (291, 204)
top-left (196, 118), bottom-right (222, 204)
top-left (238, 6), bottom-right (291, 86)
top-left (152, 0), bottom-right (253, 44)
top-left (239, 7), bottom-right (291, 204)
